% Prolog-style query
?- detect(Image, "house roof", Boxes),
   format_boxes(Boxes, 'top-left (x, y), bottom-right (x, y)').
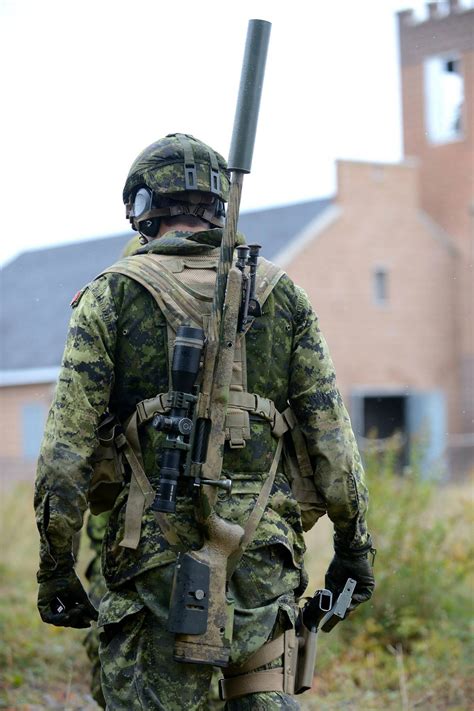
top-left (0, 197), bottom-right (332, 376)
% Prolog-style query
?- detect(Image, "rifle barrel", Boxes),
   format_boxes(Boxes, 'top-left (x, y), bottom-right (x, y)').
top-left (212, 19), bottom-right (271, 330)
top-left (228, 19), bottom-right (272, 173)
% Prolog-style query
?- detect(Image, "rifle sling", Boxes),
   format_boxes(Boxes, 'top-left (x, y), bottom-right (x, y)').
top-left (226, 437), bottom-right (283, 579)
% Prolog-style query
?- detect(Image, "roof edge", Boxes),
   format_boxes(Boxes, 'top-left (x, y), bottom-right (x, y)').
top-left (0, 367), bottom-right (60, 387)
top-left (417, 210), bottom-right (459, 255)
top-left (273, 203), bottom-right (341, 268)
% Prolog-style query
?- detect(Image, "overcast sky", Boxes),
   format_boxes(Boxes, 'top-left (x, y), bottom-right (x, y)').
top-left (0, 0), bottom-right (472, 266)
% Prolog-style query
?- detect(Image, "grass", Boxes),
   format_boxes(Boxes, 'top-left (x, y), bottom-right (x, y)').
top-left (1, 459), bottom-right (473, 710)
top-left (0, 481), bottom-right (97, 710)
top-left (302, 450), bottom-right (474, 710)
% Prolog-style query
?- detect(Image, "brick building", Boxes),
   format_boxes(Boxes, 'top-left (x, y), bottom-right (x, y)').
top-left (399, 0), bottom-right (473, 437)
top-left (1, 1), bottom-right (472, 483)
top-left (280, 0), bottom-right (473, 474)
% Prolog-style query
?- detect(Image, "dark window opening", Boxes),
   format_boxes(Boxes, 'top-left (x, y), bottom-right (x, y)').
top-left (373, 268), bottom-right (388, 305)
top-left (363, 395), bottom-right (407, 469)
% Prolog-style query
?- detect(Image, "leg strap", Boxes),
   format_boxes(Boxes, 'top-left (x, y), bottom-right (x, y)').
top-left (219, 629), bottom-right (297, 701)
top-left (219, 669), bottom-right (284, 701)
top-left (226, 635), bottom-right (284, 675)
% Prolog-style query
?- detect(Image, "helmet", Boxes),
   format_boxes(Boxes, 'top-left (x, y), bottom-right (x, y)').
top-left (123, 133), bottom-right (230, 239)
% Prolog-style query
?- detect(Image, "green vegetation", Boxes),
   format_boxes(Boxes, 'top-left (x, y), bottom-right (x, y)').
top-left (303, 450), bottom-right (474, 710)
top-left (1, 456), bottom-right (473, 709)
top-left (0, 482), bottom-right (97, 709)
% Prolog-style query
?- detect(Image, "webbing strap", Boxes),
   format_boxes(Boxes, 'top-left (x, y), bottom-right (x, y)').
top-left (119, 424), bottom-right (155, 549)
top-left (220, 628), bottom-right (296, 700)
top-left (255, 258), bottom-right (286, 309)
top-left (100, 253), bottom-right (284, 335)
top-left (98, 252), bottom-right (287, 552)
top-left (228, 392), bottom-right (289, 438)
top-left (147, 254), bottom-right (215, 303)
top-left (282, 407), bottom-right (313, 478)
top-left (219, 669), bottom-right (284, 701)
top-left (227, 437), bottom-right (283, 579)
top-left (226, 635), bottom-right (285, 676)
top-left (101, 263), bottom-right (183, 333)
top-left (136, 393), bottom-right (169, 424)
top-left (134, 389), bottom-right (288, 440)
top-left (130, 257), bottom-right (205, 325)
top-left (119, 412), bottom-right (185, 552)
top-left (142, 203), bottom-right (219, 224)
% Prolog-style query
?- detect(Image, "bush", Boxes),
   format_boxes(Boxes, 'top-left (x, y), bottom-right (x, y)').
top-left (307, 447), bottom-right (474, 709)
top-left (350, 447), bottom-right (474, 651)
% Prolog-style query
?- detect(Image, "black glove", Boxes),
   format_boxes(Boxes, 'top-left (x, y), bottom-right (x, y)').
top-left (325, 540), bottom-right (375, 612)
top-left (37, 567), bottom-right (98, 628)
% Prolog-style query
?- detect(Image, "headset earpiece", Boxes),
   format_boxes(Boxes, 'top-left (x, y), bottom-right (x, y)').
top-left (138, 218), bottom-right (161, 239)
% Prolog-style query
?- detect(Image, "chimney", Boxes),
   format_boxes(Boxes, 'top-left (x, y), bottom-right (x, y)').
top-left (427, 2), bottom-right (440, 19)
top-left (448, 0), bottom-right (460, 12)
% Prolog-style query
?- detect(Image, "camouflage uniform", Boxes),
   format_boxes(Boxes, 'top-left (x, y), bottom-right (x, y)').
top-left (82, 512), bottom-right (109, 708)
top-left (80, 234), bottom-right (141, 709)
top-left (35, 228), bottom-right (369, 710)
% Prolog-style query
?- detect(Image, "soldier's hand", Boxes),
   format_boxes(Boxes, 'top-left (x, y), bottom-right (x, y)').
top-left (37, 568), bottom-right (98, 628)
top-left (325, 540), bottom-right (375, 612)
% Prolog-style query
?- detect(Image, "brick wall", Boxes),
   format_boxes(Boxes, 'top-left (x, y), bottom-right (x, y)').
top-left (398, 2), bottom-right (473, 432)
top-left (0, 383), bottom-right (53, 459)
top-left (286, 160), bottom-right (460, 431)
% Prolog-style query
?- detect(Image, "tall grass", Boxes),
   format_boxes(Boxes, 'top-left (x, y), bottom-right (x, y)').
top-left (0, 481), bottom-right (97, 709)
top-left (303, 448), bottom-right (474, 710)
top-left (1, 456), bottom-right (472, 710)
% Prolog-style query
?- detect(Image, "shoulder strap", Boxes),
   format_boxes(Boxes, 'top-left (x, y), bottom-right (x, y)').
top-left (97, 251), bottom-right (287, 549)
top-left (99, 252), bottom-right (284, 332)
top-left (255, 257), bottom-right (285, 305)
top-left (100, 256), bottom-right (205, 332)
top-left (226, 437), bottom-right (283, 579)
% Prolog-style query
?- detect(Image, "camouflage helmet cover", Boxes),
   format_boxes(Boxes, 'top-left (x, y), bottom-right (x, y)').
top-left (123, 133), bottom-right (230, 205)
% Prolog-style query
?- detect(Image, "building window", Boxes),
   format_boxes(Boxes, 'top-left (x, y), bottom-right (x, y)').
top-left (21, 403), bottom-right (47, 459)
top-left (424, 55), bottom-right (463, 143)
top-left (373, 268), bottom-right (388, 305)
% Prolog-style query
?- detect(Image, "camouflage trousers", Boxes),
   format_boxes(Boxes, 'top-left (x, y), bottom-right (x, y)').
top-left (99, 545), bottom-right (303, 710)
top-left (82, 513), bottom-right (110, 708)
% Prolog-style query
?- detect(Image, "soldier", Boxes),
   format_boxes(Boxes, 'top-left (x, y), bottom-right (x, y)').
top-left (81, 235), bottom-right (141, 709)
top-left (34, 133), bottom-right (375, 710)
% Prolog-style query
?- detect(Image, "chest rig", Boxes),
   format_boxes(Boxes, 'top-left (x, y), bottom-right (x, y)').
top-left (88, 249), bottom-right (328, 693)
top-left (94, 250), bottom-right (287, 547)
top-left (89, 249), bottom-right (325, 553)
top-left (110, 249), bottom-right (286, 444)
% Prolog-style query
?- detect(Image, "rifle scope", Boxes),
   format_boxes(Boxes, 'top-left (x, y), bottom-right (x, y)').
top-left (151, 325), bottom-right (204, 513)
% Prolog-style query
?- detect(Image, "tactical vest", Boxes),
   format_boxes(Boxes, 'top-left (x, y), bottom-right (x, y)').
top-left (88, 250), bottom-right (325, 551)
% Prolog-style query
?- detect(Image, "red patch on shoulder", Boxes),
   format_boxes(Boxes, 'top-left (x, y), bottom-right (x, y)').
top-left (70, 289), bottom-right (84, 308)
